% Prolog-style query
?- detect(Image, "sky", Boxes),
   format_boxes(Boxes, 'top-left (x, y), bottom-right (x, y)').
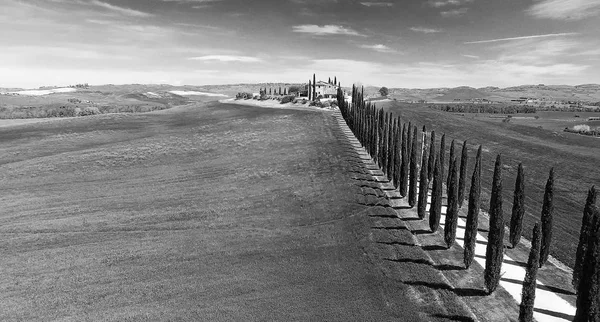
top-left (1, 0), bottom-right (600, 88)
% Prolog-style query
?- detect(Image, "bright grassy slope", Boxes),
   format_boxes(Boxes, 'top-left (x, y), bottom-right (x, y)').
top-left (381, 101), bottom-right (600, 268)
top-left (0, 102), bottom-right (431, 321)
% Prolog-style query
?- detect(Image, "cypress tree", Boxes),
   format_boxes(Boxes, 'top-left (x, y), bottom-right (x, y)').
top-left (464, 145), bottom-right (483, 269)
top-left (400, 123), bottom-right (409, 197)
top-left (519, 222), bottom-right (542, 322)
top-left (444, 157), bottom-right (459, 248)
top-left (313, 74), bottom-right (316, 100)
top-left (269, 88), bottom-right (272, 95)
top-left (428, 131), bottom-right (436, 182)
top-left (307, 81), bottom-right (311, 100)
top-left (334, 76), bottom-right (337, 85)
top-left (573, 186), bottom-right (597, 290)
top-left (409, 126), bottom-right (419, 207)
top-left (539, 168), bottom-right (555, 267)
top-left (458, 140), bottom-right (468, 207)
top-left (407, 122), bottom-right (413, 160)
top-left (279, 87), bottom-right (282, 95)
top-left (417, 142), bottom-right (429, 219)
top-left (429, 157), bottom-right (443, 232)
top-left (509, 163), bottom-right (526, 248)
top-left (393, 118), bottom-right (402, 189)
top-left (387, 117), bottom-right (396, 181)
top-left (485, 154), bottom-right (504, 293)
top-left (574, 207), bottom-right (600, 321)
top-left (447, 139), bottom-right (456, 196)
top-left (381, 113), bottom-right (389, 172)
top-left (439, 134), bottom-right (446, 184)
top-left (328, 77), bottom-right (331, 84)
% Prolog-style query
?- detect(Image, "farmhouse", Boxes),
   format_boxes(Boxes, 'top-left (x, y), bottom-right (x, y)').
top-left (314, 81), bottom-right (339, 98)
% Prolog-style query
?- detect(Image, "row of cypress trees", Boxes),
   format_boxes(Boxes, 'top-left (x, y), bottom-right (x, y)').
top-left (336, 84), bottom-right (598, 319)
top-left (259, 87), bottom-right (288, 96)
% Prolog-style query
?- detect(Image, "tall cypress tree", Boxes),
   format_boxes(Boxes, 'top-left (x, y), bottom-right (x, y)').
top-left (519, 222), bottom-right (542, 322)
top-left (387, 117), bottom-right (396, 181)
top-left (573, 186), bottom-right (597, 290)
top-left (334, 76), bottom-right (337, 85)
top-left (418, 144), bottom-right (429, 219)
top-left (409, 126), bottom-right (419, 207)
top-left (313, 74), bottom-right (316, 100)
top-left (485, 154), bottom-right (504, 293)
top-left (458, 140), bottom-right (468, 207)
top-left (308, 81), bottom-right (311, 100)
top-left (444, 157), bottom-right (459, 248)
top-left (381, 113), bottom-right (389, 172)
top-left (400, 124), bottom-right (409, 196)
top-left (539, 168), bottom-right (555, 267)
top-left (447, 139), bottom-right (456, 196)
top-left (407, 122), bottom-right (413, 161)
top-left (429, 157), bottom-right (443, 232)
top-left (439, 134), bottom-right (446, 184)
top-left (464, 145), bottom-right (483, 269)
top-left (393, 118), bottom-right (402, 189)
top-left (509, 163), bottom-right (526, 248)
top-left (428, 131), bottom-right (436, 182)
top-left (574, 207), bottom-right (600, 321)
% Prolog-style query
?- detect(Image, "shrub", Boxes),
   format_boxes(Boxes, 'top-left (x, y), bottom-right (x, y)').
top-left (539, 168), bottom-right (555, 267)
top-left (519, 222), bottom-right (542, 322)
top-left (280, 95), bottom-right (295, 104)
top-left (464, 145), bottom-right (482, 269)
top-left (485, 154), bottom-right (504, 293)
top-left (509, 163), bottom-right (526, 248)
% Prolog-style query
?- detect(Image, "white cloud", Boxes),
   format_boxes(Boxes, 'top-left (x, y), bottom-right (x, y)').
top-left (359, 44), bottom-right (396, 53)
top-left (360, 2), bottom-right (393, 7)
top-left (188, 55), bottom-right (262, 62)
top-left (90, 0), bottom-right (153, 17)
top-left (292, 24), bottom-right (363, 36)
top-left (461, 54), bottom-right (479, 59)
top-left (429, 0), bottom-right (472, 7)
top-left (527, 0), bottom-right (600, 20)
top-left (464, 32), bottom-right (578, 44)
top-left (410, 27), bottom-right (443, 33)
top-left (440, 8), bottom-right (468, 16)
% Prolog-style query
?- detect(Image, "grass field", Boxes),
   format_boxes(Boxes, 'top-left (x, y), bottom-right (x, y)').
top-left (0, 101), bottom-right (480, 321)
top-left (379, 101), bottom-right (600, 268)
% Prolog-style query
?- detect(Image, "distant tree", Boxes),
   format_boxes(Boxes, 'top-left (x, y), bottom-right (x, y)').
top-left (509, 163), bottom-right (526, 248)
top-left (539, 168), bottom-right (555, 267)
top-left (458, 140), bottom-right (468, 207)
top-left (289, 85), bottom-right (301, 94)
top-left (334, 76), bottom-right (337, 86)
top-left (269, 88), bottom-right (272, 95)
top-left (379, 87), bottom-right (389, 97)
top-left (417, 142), bottom-right (429, 219)
top-left (444, 157), bottom-right (459, 248)
top-left (308, 81), bottom-right (311, 100)
top-left (485, 154), bottom-right (504, 293)
top-left (313, 74), bottom-right (316, 100)
top-left (279, 87), bottom-right (282, 95)
top-left (328, 77), bottom-right (331, 84)
top-left (428, 131), bottom-right (436, 182)
top-left (400, 124), bottom-right (409, 197)
top-left (574, 186), bottom-right (598, 290)
top-left (409, 126), bottom-right (419, 207)
top-left (464, 145), bottom-right (482, 269)
top-left (429, 157), bottom-right (443, 232)
top-left (574, 206), bottom-right (600, 321)
top-left (519, 222), bottom-right (542, 322)
top-left (284, 88), bottom-right (287, 95)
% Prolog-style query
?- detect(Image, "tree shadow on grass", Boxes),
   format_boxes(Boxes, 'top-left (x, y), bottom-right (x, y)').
top-left (500, 277), bottom-right (575, 295)
top-left (403, 281), bottom-right (488, 296)
top-left (533, 308), bottom-right (575, 321)
top-left (392, 205), bottom-right (412, 210)
top-left (403, 216), bottom-right (423, 221)
top-left (430, 313), bottom-right (476, 322)
top-left (474, 255), bottom-right (528, 268)
top-left (384, 257), bottom-right (433, 265)
top-left (370, 226), bottom-right (408, 231)
top-left (411, 229), bottom-right (433, 235)
top-left (421, 244), bottom-right (448, 251)
top-left (377, 241), bottom-right (416, 247)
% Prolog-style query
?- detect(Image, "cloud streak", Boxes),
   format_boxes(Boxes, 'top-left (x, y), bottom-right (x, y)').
top-left (188, 55), bottom-right (262, 62)
top-left (90, 0), bottom-right (153, 17)
top-left (464, 32), bottom-right (578, 44)
top-left (292, 24), bottom-right (362, 36)
top-left (359, 44), bottom-right (396, 53)
top-left (360, 2), bottom-right (393, 7)
top-left (410, 27), bottom-right (443, 33)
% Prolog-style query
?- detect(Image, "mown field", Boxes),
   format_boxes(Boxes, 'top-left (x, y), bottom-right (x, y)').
top-left (0, 101), bottom-right (477, 321)
top-left (380, 101), bottom-right (600, 268)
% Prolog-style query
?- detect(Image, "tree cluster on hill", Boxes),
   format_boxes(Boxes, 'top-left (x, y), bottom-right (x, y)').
top-left (428, 104), bottom-right (537, 114)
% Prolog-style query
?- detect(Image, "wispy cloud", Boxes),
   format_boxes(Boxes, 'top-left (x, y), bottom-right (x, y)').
top-left (464, 32), bottom-right (578, 44)
top-left (461, 54), bottom-right (479, 59)
top-left (429, 0), bottom-right (472, 7)
top-left (527, 0), bottom-right (600, 20)
top-left (359, 44), bottom-right (396, 53)
top-left (292, 24), bottom-right (362, 36)
top-left (188, 55), bottom-right (262, 62)
top-left (90, 0), bottom-right (153, 17)
top-left (440, 8), bottom-right (468, 16)
top-left (360, 2), bottom-right (393, 7)
top-left (410, 27), bottom-right (443, 33)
